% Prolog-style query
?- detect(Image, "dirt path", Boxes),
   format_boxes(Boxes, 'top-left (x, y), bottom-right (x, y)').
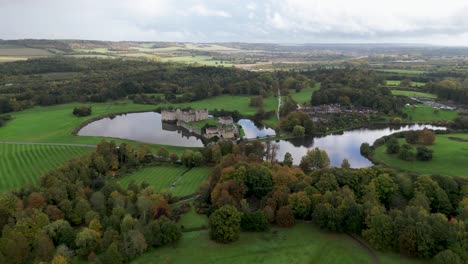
top-left (0, 141), bottom-right (96, 148)
top-left (346, 233), bottom-right (381, 264)
top-left (169, 167), bottom-right (192, 191)
top-left (277, 86), bottom-right (282, 120)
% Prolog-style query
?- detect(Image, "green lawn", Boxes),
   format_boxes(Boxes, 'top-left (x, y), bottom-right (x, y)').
top-left (189, 119), bottom-right (218, 129)
top-left (117, 166), bottom-right (212, 197)
top-left (132, 223), bottom-right (424, 264)
top-left (0, 101), bottom-right (189, 154)
top-left (374, 134), bottom-right (468, 177)
top-left (386, 80), bottom-right (426, 87)
top-left (290, 84), bottom-right (321, 104)
top-left (391, 90), bottom-right (437, 99)
top-left (403, 105), bottom-right (458, 122)
top-left (0, 143), bottom-right (92, 193)
top-left (176, 201), bottom-right (208, 230)
top-left (171, 167), bottom-right (213, 197)
top-left (117, 166), bottom-right (187, 193)
top-left (160, 95), bottom-right (277, 116)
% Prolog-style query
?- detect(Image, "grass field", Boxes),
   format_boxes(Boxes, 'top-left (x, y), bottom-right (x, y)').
top-left (171, 167), bottom-right (213, 197)
top-left (290, 84), bottom-right (321, 104)
top-left (117, 166), bottom-right (187, 193)
top-left (386, 80), bottom-right (426, 87)
top-left (0, 143), bottom-right (92, 193)
top-left (374, 134), bottom-right (468, 177)
top-left (117, 166), bottom-right (212, 197)
top-left (132, 223), bottom-right (423, 264)
top-left (403, 105), bottom-right (458, 122)
top-left (391, 90), bottom-right (437, 99)
top-left (160, 95), bottom-right (275, 116)
top-left (0, 101), bottom-right (189, 154)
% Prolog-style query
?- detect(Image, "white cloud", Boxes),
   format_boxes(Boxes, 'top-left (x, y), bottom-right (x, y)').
top-left (1, 0), bottom-right (468, 45)
top-left (188, 4), bottom-right (231, 17)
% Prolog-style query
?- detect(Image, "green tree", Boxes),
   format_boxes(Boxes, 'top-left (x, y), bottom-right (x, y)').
top-left (432, 250), bottom-right (463, 264)
top-left (386, 138), bottom-right (400, 154)
top-left (276, 206), bottom-right (295, 227)
top-left (101, 242), bottom-right (124, 264)
top-left (299, 148), bottom-right (330, 173)
top-left (209, 205), bottom-right (241, 243)
top-left (288, 192), bottom-right (311, 219)
top-left (362, 212), bottom-right (394, 251)
top-left (283, 152), bottom-right (293, 167)
top-left (75, 228), bottom-right (100, 257)
top-left (292, 125), bottom-right (305, 137)
top-left (398, 144), bottom-right (415, 161)
top-left (341, 159), bottom-right (351, 169)
top-left (416, 147), bottom-right (433, 161)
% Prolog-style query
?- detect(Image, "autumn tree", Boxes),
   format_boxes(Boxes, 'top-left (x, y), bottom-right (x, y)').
top-left (275, 206), bottom-right (295, 227)
top-left (209, 205), bottom-right (242, 243)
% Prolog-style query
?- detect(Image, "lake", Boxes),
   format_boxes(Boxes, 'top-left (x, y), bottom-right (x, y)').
top-left (270, 124), bottom-right (446, 168)
top-left (77, 112), bottom-right (204, 147)
top-left (238, 119), bottom-right (276, 139)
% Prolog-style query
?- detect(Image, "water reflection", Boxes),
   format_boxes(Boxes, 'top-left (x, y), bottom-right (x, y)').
top-left (78, 112), bottom-right (204, 147)
top-left (271, 124), bottom-right (446, 168)
top-left (238, 119), bottom-right (276, 139)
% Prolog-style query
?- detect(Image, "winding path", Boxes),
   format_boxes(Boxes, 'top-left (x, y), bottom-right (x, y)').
top-left (277, 85), bottom-right (282, 120)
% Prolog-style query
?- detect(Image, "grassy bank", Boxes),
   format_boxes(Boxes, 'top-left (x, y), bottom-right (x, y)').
top-left (373, 134), bottom-right (468, 177)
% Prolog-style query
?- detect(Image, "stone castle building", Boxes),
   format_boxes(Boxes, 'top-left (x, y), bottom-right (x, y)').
top-left (161, 109), bottom-right (209, 123)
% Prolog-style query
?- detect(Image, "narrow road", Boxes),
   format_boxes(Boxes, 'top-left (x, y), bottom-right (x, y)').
top-left (169, 168), bottom-right (192, 191)
top-left (0, 141), bottom-right (96, 148)
top-left (277, 86), bottom-right (282, 120)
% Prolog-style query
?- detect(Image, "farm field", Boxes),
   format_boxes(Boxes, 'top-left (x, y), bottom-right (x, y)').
top-left (403, 105), bottom-right (458, 122)
top-left (391, 90), bottom-right (437, 99)
top-left (132, 223), bottom-right (424, 264)
top-left (0, 143), bottom-right (92, 193)
top-left (0, 102), bottom-right (189, 155)
top-left (379, 69), bottom-right (426, 75)
top-left (117, 166), bottom-right (212, 197)
top-left (160, 56), bottom-right (233, 67)
top-left (386, 80), bottom-right (426, 87)
top-left (374, 134), bottom-right (468, 177)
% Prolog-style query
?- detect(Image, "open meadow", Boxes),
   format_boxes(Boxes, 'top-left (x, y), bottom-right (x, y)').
top-left (132, 223), bottom-right (423, 264)
top-left (0, 143), bottom-right (92, 192)
top-left (374, 133), bottom-right (468, 177)
top-left (386, 80), bottom-right (426, 87)
top-left (391, 90), bottom-right (437, 99)
top-left (402, 105), bottom-right (458, 122)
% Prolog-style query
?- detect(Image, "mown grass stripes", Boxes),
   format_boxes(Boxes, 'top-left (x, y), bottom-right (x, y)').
top-left (117, 166), bottom-right (213, 197)
top-left (0, 143), bottom-right (92, 193)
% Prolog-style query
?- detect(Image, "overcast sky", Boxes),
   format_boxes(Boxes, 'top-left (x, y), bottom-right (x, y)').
top-left (2, 0), bottom-right (468, 45)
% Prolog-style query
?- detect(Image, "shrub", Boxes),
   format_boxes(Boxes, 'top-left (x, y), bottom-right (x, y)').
top-left (240, 211), bottom-right (269, 232)
top-left (398, 144), bottom-right (415, 161)
top-left (73, 106), bottom-right (92, 117)
top-left (386, 138), bottom-right (400, 154)
top-left (416, 147), bottom-right (433, 161)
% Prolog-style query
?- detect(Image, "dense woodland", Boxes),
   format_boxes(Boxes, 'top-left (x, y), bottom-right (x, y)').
top-left (3, 139), bottom-right (465, 263)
